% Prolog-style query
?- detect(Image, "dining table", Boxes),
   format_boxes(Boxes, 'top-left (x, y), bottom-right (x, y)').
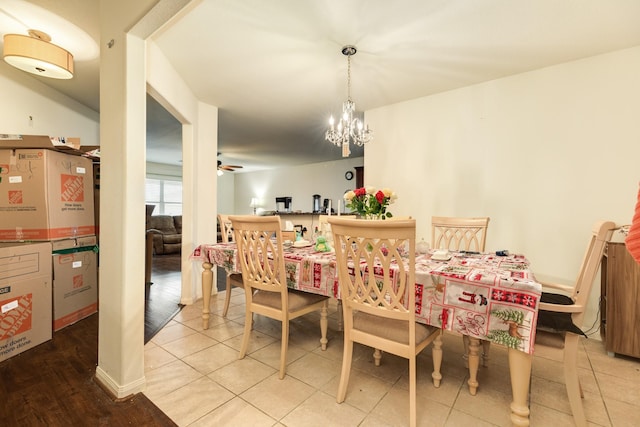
top-left (191, 241), bottom-right (542, 427)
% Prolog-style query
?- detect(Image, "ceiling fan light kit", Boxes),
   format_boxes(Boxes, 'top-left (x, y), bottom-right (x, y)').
top-left (3, 30), bottom-right (74, 79)
top-left (325, 45), bottom-right (373, 158)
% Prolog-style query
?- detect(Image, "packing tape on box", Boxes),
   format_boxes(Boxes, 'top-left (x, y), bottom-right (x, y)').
top-left (52, 245), bottom-right (99, 255)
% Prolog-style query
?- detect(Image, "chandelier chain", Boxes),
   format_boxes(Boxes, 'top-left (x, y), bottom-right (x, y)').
top-left (346, 52), bottom-right (352, 102)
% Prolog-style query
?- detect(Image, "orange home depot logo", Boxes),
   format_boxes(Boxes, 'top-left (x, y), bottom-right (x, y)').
top-left (73, 275), bottom-right (83, 289)
top-left (0, 164), bottom-right (8, 174)
top-left (0, 294), bottom-right (33, 340)
top-left (60, 174), bottom-right (84, 202)
top-left (8, 190), bottom-right (23, 204)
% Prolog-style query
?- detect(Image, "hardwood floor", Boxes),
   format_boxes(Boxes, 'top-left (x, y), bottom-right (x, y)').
top-left (0, 312), bottom-right (176, 426)
top-left (0, 252), bottom-right (229, 426)
top-left (145, 253), bottom-right (184, 343)
top-left (0, 253), bottom-right (190, 426)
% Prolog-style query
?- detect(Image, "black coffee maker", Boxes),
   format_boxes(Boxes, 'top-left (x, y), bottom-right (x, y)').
top-left (312, 194), bottom-right (321, 213)
top-left (323, 198), bottom-right (332, 214)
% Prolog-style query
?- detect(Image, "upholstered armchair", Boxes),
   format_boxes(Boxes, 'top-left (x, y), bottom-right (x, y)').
top-left (146, 215), bottom-right (182, 254)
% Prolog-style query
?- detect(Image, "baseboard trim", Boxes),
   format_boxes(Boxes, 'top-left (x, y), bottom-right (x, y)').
top-left (94, 366), bottom-right (146, 400)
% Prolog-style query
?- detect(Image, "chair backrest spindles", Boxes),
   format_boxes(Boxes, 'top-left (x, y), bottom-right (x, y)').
top-left (431, 216), bottom-right (490, 252)
top-left (229, 215), bottom-right (287, 304)
top-left (218, 213), bottom-right (234, 243)
top-left (330, 217), bottom-right (416, 323)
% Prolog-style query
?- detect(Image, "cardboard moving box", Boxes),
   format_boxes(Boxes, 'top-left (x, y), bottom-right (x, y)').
top-left (0, 149), bottom-right (95, 241)
top-left (0, 241), bottom-right (52, 362)
top-left (0, 134), bottom-right (81, 151)
top-left (52, 236), bottom-right (98, 331)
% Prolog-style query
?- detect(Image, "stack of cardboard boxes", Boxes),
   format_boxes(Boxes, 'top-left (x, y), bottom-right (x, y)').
top-left (0, 135), bottom-right (99, 362)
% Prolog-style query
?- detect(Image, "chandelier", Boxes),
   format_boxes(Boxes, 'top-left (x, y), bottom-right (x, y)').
top-left (325, 45), bottom-right (373, 157)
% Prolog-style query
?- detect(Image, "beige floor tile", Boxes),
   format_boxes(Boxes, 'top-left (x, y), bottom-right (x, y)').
top-left (594, 369), bottom-right (640, 406)
top-left (240, 373), bottom-right (316, 420)
top-left (161, 332), bottom-right (218, 359)
top-left (444, 409), bottom-right (500, 426)
top-left (529, 402), bottom-right (579, 427)
top-left (369, 385), bottom-right (450, 427)
top-left (153, 376), bottom-right (234, 426)
top-left (249, 339), bottom-right (307, 371)
top-left (144, 345), bottom-right (178, 372)
top-left (173, 302), bottom-right (205, 323)
top-left (145, 274), bottom-right (640, 427)
top-left (350, 350), bottom-right (408, 384)
top-left (530, 376), bottom-right (610, 426)
top-left (143, 359), bottom-right (203, 400)
top-left (207, 356), bottom-right (276, 394)
top-left (281, 390), bottom-right (366, 427)
top-left (201, 320), bottom-right (246, 341)
top-left (603, 396), bottom-right (640, 427)
top-left (452, 385), bottom-right (512, 427)
top-left (180, 314), bottom-right (226, 332)
top-left (312, 334), bottom-right (345, 360)
top-left (188, 396), bottom-right (276, 427)
top-left (250, 316), bottom-right (284, 339)
top-left (223, 328), bottom-right (278, 353)
top-left (286, 351), bottom-right (342, 389)
top-left (151, 322), bottom-right (198, 346)
top-left (395, 362), bottom-right (465, 408)
top-left (322, 368), bottom-right (394, 413)
top-left (221, 303), bottom-right (248, 320)
top-left (588, 350), bottom-right (640, 380)
top-left (181, 342), bottom-right (240, 375)
top-left (359, 414), bottom-right (395, 427)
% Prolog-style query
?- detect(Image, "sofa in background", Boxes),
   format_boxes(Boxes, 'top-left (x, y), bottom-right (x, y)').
top-left (147, 215), bottom-right (182, 254)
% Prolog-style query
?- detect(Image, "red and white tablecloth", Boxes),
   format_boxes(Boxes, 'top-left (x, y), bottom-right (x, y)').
top-left (192, 244), bottom-right (542, 354)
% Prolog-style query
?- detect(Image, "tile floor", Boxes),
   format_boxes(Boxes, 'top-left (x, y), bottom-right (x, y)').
top-left (144, 288), bottom-right (640, 426)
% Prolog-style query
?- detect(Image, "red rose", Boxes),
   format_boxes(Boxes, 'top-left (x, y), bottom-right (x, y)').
top-left (354, 187), bottom-right (366, 197)
top-left (375, 190), bottom-right (385, 204)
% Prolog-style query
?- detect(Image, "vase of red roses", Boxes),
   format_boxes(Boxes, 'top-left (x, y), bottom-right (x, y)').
top-left (343, 186), bottom-right (396, 219)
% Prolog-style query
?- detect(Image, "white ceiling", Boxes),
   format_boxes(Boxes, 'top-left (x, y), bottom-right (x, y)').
top-left (3, 0), bottom-right (640, 172)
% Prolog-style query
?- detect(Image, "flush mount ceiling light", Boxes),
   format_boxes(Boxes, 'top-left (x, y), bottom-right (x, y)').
top-left (325, 45), bottom-right (373, 157)
top-left (3, 29), bottom-right (74, 79)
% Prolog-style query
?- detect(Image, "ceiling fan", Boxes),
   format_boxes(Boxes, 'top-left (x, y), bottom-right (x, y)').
top-left (217, 160), bottom-right (243, 172)
top-left (217, 153), bottom-right (243, 173)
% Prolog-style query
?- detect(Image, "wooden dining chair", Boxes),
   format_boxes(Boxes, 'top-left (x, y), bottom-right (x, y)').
top-left (431, 216), bottom-right (491, 388)
top-left (329, 217), bottom-right (443, 427)
top-left (217, 213), bottom-right (245, 317)
top-left (229, 215), bottom-right (329, 379)
top-left (431, 216), bottom-right (489, 253)
top-left (534, 220), bottom-right (615, 427)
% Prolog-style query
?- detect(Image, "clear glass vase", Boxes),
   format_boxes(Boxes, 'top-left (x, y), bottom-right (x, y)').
top-left (363, 213), bottom-right (383, 220)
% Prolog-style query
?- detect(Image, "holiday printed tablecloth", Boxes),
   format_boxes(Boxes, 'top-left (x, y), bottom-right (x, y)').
top-left (192, 244), bottom-right (542, 354)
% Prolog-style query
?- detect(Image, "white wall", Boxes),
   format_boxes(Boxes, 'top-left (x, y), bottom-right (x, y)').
top-left (233, 157), bottom-right (364, 215)
top-left (0, 63), bottom-right (99, 141)
top-left (365, 45), bottom-right (640, 334)
top-left (217, 171), bottom-right (235, 214)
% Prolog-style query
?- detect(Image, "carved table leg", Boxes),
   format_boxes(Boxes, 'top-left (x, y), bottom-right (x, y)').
top-left (431, 331), bottom-right (443, 387)
top-left (320, 301), bottom-right (328, 350)
top-left (508, 348), bottom-right (532, 426)
top-left (467, 336), bottom-right (480, 395)
top-left (201, 262), bottom-right (213, 330)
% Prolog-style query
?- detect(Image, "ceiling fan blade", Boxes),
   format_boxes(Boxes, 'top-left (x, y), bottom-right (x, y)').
top-left (219, 165), bottom-right (237, 171)
top-left (224, 165), bottom-right (243, 169)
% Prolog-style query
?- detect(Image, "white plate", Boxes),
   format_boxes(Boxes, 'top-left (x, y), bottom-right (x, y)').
top-left (431, 254), bottom-right (452, 261)
top-left (293, 241), bottom-right (312, 248)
